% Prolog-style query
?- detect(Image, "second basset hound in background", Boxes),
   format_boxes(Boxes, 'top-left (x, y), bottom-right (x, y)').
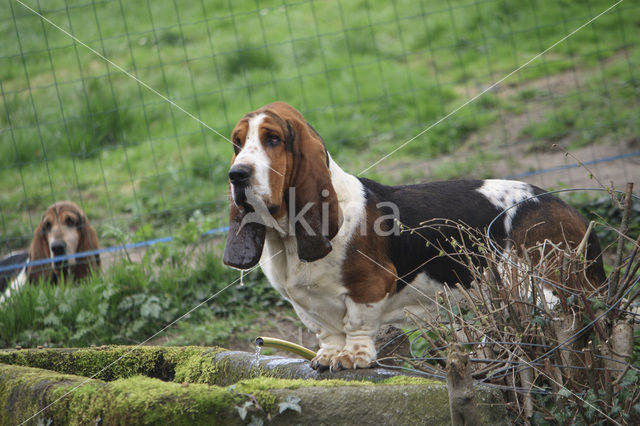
top-left (223, 102), bottom-right (606, 371)
top-left (0, 201), bottom-right (100, 302)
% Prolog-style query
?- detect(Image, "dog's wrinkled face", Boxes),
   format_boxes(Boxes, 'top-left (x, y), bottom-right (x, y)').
top-left (229, 108), bottom-right (292, 219)
top-left (39, 202), bottom-right (83, 267)
top-left (28, 200), bottom-right (100, 283)
top-left (224, 102), bottom-right (342, 269)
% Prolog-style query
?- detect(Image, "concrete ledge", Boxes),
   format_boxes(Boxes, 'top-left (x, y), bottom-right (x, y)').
top-left (0, 346), bottom-right (423, 385)
top-left (213, 350), bottom-right (424, 385)
top-left (0, 363), bottom-right (242, 425)
top-left (0, 347), bottom-right (509, 425)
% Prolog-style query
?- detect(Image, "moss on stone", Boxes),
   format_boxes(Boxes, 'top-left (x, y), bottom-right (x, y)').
top-left (172, 349), bottom-right (223, 385)
top-left (380, 375), bottom-right (442, 386)
top-left (229, 377), bottom-right (384, 413)
top-left (66, 375), bottom-right (243, 425)
top-left (0, 362), bottom-right (101, 425)
top-left (0, 347), bottom-right (442, 389)
top-left (0, 363), bottom-right (247, 425)
top-left (0, 346), bottom-right (224, 383)
top-left (1, 353), bottom-right (508, 425)
top-left (234, 377), bottom-right (367, 392)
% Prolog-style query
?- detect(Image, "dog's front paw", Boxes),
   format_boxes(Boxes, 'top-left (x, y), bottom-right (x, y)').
top-left (330, 344), bottom-right (376, 370)
top-left (310, 347), bottom-right (340, 371)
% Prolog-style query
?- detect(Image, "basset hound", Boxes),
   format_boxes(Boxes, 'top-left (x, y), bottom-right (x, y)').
top-left (1, 201), bottom-right (100, 302)
top-left (223, 102), bottom-right (606, 371)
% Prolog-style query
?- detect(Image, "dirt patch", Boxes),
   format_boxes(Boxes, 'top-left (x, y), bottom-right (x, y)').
top-left (378, 137), bottom-right (639, 190)
top-left (377, 49), bottom-right (639, 189)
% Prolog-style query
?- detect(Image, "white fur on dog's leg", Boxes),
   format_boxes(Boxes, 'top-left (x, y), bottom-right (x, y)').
top-left (331, 296), bottom-right (388, 370)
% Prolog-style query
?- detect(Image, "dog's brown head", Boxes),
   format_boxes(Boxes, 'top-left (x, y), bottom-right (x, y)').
top-left (28, 201), bottom-right (100, 283)
top-left (223, 102), bottom-right (342, 269)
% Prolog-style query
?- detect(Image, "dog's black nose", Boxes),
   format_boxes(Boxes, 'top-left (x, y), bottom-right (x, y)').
top-left (229, 164), bottom-right (253, 185)
top-left (50, 240), bottom-right (66, 256)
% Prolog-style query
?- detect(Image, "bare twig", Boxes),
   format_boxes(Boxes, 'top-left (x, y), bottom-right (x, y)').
top-left (408, 215), bottom-right (637, 423)
top-left (554, 146), bottom-right (612, 200)
top-left (608, 182), bottom-right (634, 304)
top-left (575, 221), bottom-right (595, 259)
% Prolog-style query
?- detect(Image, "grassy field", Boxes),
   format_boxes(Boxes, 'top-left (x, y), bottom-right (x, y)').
top-left (1, 0), bottom-right (639, 250)
top-left (1, 4), bottom-right (638, 422)
top-left (0, 0), bottom-right (639, 350)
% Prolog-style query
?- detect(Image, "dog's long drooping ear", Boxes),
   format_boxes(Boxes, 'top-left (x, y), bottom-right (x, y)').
top-left (285, 109), bottom-right (341, 262)
top-left (27, 219), bottom-right (53, 284)
top-left (72, 212), bottom-right (100, 279)
top-left (223, 202), bottom-right (266, 270)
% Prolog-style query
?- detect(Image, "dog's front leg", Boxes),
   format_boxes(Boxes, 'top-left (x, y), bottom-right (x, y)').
top-left (289, 301), bottom-right (346, 372)
top-left (331, 295), bottom-right (388, 370)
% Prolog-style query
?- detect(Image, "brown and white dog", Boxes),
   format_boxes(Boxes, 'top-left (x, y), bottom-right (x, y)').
top-left (223, 102), bottom-right (605, 371)
top-left (27, 200), bottom-right (100, 283)
top-left (1, 201), bottom-right (100, 302)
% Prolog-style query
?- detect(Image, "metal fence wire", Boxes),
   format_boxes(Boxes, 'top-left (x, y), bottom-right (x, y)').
top-left (1, 0), bottom-right (639, 261)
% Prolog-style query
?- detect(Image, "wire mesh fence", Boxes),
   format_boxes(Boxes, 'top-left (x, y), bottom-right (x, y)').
top-left (1, 1), bottom-right (639, 422)
top-left (1, 0), bottom-right (639, 258)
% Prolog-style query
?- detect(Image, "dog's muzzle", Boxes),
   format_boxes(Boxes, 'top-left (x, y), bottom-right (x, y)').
top-left (229, 164), bottom-right (254, 208)
top-left (229, 164), bottom-right (253, 186)
top-left (50, 240), bottom-right (69, 271)
top-left (50, 240), bottom-right (66, 257)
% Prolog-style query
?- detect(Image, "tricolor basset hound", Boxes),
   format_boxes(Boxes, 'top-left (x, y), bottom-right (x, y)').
top-left (0, 201), bottom-right (100, 302)
top-left (223, 102), bottom-right (605, 371)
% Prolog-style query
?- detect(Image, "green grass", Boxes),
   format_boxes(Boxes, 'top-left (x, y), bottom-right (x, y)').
top-left (0, 224), bottom-right (286, 348)
top-left (1, 0), bottom-right (639, 251)
top-left (0, 0), bottom-right (639, 350)
top-left (521, 47), bottom-right (640, 150)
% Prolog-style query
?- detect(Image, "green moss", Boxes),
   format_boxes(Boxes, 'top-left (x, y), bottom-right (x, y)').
top-left (0, 346), bottom-right (223, 382)
top-left (172, 349), bottom-right (224, 385)
top-left (381, 376), bottom-right (442, 386)
top-left (67, 375), bottom-right (243, 425)
top-left (234, 377), bottom-right (367, 392)
top-left (1, 356), bottom-right (506, 425)
top-left (0, 363), bottom-right (246, 425)
top-left (0, 363), bottom-right (101, 425)
top-left (233, 378), bottom-right (365, 411)
top-left (231, 376), bottom-right (441, 396)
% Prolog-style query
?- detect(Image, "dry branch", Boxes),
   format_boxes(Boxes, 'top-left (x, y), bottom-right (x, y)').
top-left (399, 211), bottom-right (639, 423)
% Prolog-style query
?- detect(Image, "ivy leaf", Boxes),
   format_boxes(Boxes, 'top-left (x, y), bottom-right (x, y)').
top-left (531, 316), bottom-right (549, 327)
top-left (235, 405), bottom-right (247, 421)
top-left (234, 401), bottom-right (251, 420)
top-left (140, 296), bottom-right (162, 319)
top-left (557, 387), bottom-right (572, 399)
top-left (36, 417), bottom-right (53, 426)
top-left (620, 369), bottom-right (638, 387)
top-left (589, 298), bottom-right (606, 311)
top-left (278, 396), bottom-right (302, 414)
top-left (531, 412), bottom-right (545, 424)
top-left (247, 416), bottom-right (264, 426)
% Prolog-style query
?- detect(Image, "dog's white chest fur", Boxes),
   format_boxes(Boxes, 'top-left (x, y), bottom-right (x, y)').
top-left (259, 158), bottom-right (365, 335)
top-left (261, 231), bottom-right (348, 334)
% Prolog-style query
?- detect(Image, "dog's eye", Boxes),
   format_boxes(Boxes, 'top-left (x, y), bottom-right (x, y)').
top-left (65, 217), bottom-right (76, 227)
top-left (43, 220), bottom-right (52, 232)
top-left (265, 134), bottom-right (281, 147)
top-left (233, 136), bottom-right (242, 153)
